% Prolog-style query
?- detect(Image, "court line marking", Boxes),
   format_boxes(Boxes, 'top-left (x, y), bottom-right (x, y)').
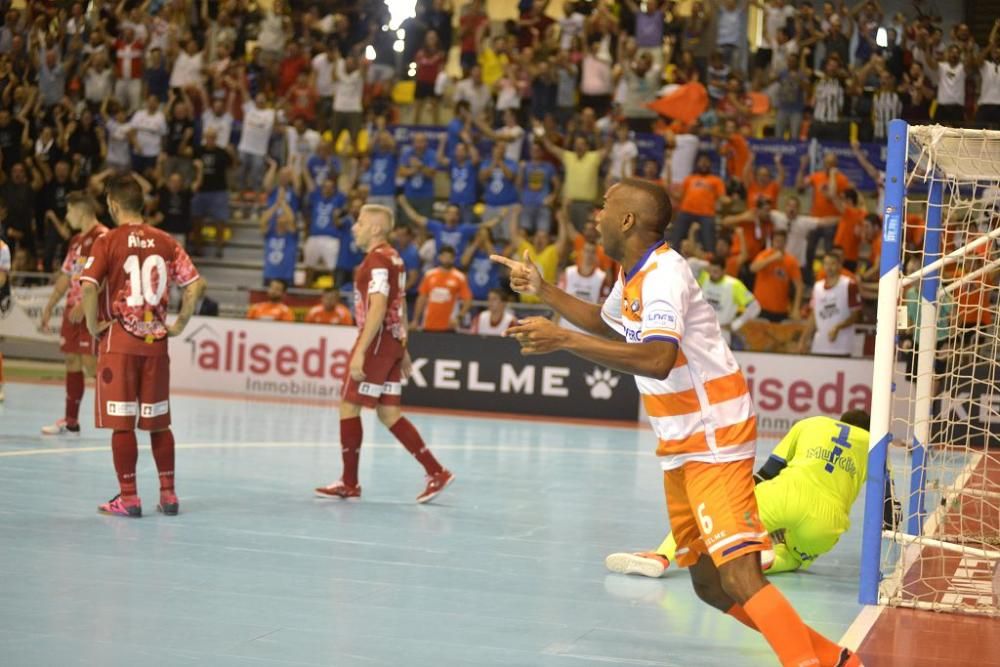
top-left (839, 604), bottom-right (883, 651)
top-left (0, 441), bottom-right (662, 459)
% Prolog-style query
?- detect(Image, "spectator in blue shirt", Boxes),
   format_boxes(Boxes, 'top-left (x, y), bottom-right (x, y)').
top-left (436, 139), bottom-right (480, 224)
top-left (392, 223), bottom-right (423, 313)
top-left (364, 129), bottom-right (398, 215)
top-left (397, 193), bottom-right (513, 260)
top-left (460, 226), bottom-right (508, 301)
top-left (260, 180), bottom-right (300, 286)
top-left (306, 139), bottom-right (343, 188)
top-left (303, 174), bottom-right (347, 286)
top-left (444, 100), bottom-right (473, 160)
top-left (398, 132), bottom-right (438, 225)
top-left (334, 196), bottom-right (368, 289)
top-left (479, 143), bottom-right (519, 242)
top-left (518, 142), bottom-right (560, 235)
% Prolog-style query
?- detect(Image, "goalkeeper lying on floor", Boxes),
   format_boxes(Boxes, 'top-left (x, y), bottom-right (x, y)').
top-left (607, 410), bottom-right (900, 576)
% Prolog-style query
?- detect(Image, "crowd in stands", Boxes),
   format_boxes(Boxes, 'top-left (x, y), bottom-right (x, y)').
top-left (1, 0), bottom-right (997, 356)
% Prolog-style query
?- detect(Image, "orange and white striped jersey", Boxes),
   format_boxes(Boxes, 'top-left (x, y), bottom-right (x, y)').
top-left (601, 241), bottom-right (757, 471)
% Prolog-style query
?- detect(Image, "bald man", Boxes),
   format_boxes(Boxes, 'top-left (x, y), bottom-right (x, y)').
top-left (493, 178), bottom-right (860, 667)
top-left (314, 205), bottom-right (454, 504)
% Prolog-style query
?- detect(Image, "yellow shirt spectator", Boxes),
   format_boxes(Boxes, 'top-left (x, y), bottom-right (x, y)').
top-left (517, 239), bottom-right (560, 303)
top-left (479, 48), bottom-right (508, 87)
top-left (560, 149), bottom-right (603, 203)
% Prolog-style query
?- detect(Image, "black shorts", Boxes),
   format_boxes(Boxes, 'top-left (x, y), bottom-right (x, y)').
top-left (415, 80), bottom-right (437, 99)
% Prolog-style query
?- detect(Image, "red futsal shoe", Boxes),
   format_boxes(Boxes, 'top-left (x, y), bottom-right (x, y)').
top-left (416, 470), bottom-right (454, 504)
top-left (315, 480), bottom-right (362, 499)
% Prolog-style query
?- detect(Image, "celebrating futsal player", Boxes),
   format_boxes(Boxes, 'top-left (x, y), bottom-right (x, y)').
top-left (493, 178), bottom-right (862, 667)
top-left (314, 204), bottom-right (454, 503)
top-left (39, 193), bottom-right (109, 435)
top-left (81, 175), bottom-right (206, 518)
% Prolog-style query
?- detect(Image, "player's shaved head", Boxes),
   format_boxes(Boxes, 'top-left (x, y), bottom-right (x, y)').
top-left (360, 204), bottom-right (394, 235)
top-left (595, 178), bottom-right (673, 262)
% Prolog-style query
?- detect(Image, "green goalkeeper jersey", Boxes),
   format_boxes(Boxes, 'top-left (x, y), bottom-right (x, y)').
top-left (767, 415), bottom-right (869, 513)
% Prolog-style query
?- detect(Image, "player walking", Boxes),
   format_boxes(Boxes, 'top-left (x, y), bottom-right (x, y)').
top-left (315, 205), bottom-right (453, 503)
top-left (494, 178), bottom-right (861, 667)
top-left (81, 176), bottom-right (206, 518)
top-left (39, 193), bottom-right (109, 435)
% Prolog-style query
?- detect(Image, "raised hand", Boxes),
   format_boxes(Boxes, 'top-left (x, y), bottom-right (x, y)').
top-left (490, 250), bottom-right (542, 296)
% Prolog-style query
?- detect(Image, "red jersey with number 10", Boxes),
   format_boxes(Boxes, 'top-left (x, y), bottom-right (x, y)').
top-left (81, 223), bottom-right (200, 356)
top-left (353, 242), bottom-right (406, 349)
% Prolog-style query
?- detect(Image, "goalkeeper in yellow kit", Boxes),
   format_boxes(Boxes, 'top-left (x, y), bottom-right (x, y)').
top-left (607, 410), bottom-right (898, 577)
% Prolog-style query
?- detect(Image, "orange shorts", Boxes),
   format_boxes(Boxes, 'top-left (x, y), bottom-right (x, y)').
top-left (663, 458), bottom-right (772, 569)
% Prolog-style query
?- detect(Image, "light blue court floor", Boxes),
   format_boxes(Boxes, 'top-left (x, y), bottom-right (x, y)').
top-left (0, 382), bottom-right (865, 667)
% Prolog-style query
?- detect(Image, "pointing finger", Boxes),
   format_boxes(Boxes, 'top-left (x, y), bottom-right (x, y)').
top-left (490, 254), bottom-right (518, 269)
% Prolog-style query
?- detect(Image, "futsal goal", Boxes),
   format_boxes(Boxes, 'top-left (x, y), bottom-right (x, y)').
top-left (860, 121), bottom-right (1000, 615)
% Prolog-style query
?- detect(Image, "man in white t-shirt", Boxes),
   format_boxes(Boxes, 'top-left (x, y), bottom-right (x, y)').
top-left (799, 251), bottom-right (862, 356)
top-left (331, 51), bottom-right (367, 151)
top-left (554, 242), bottom-right (606, 333)
top-left (470, 288), bottom-right (516, 336)
top-left (606, 124), bottom-right (638, 187)
top-left (769, 197), bottom-right (839, 274)
top-left (453, 66), bottom-right (493, 119)
top-left (127, 95), bottom-right (167, 176)
top-left (237, 92), bottom-right (276, 195)
top-left (311, 41), bottom-right (338, 131)
top-left (929, 45), bottom-right (967, 125)
top-left (286, 115), bottom-right (322, 178)
top-left (201, 93), bottom-right (234, 148)
top-left (974, 39), bottom-right (1000, 125)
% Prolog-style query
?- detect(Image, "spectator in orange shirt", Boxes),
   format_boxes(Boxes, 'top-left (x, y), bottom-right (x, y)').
top-left (749, 229), bottom-right (804, 322)
top-left (859, 214), bottom-right (882, 283)
top-left (412, 246), bottom-right (473, 332)
top-left (669, 153), bottom-right (731, 252)
top-left (719, 119), bottom-right (750, 184)
top-left (832, 189), bottom-right (867, 271)
top-left (744, 151), bottom-right (784, 214)
top-left (305, 288), bottom-right (354, 325)
top-left (796, 151), bottom-right (852, 282)
top-left (247, 279), bottom-right (296, 321)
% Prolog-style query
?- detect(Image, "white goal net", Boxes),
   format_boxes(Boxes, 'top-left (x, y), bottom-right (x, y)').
top-left (863, 123), bottom-right (1000, 615)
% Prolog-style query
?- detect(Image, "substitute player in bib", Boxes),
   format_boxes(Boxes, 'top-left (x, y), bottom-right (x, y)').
top-left (81, 176), bottom-right (206, 518)
top-left (494, 178), bottom-right (860, 667)
top-left (39, 193), bottom-right (109, 435)
top-left (315, 205), bottom-right (454, 503)
top-left (798, 251), bottom-right (862, 357)
top-left (606, 410), bottom-right (888, 578)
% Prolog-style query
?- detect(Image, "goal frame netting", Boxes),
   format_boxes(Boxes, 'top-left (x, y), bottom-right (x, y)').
top-left (859, 120), bottom-right (1000, 614)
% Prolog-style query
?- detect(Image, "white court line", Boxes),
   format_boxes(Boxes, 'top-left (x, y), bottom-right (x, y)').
top-left (0, 440), bottom-right (661, 459)
top-left (839, 604), bottom-right (884, 651)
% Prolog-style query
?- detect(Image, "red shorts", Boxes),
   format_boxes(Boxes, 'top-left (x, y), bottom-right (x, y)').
top-left (60, 318), bottom-right (96, 356)
top-left (341, 339), bottom-right (404, 409)
top-left (663, 458), bottom-right (773, 569)
top-left (95, 352), bottom-right (171, 431)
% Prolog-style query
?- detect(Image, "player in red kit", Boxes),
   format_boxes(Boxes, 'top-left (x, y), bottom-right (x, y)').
top-left (315, 204), bottom-right (454, 503)
top-left (39, 193), bottom-right (109, 435)
top-left (80, 176), bottom-right (206, 518)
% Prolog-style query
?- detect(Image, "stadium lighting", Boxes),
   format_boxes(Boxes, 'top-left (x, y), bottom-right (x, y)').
top-left (365, 45), bottom-right (376, 60)
top-left (393, 39), bottom-right (405, 53)
top-left (876, 27), bottom-right (888, 47)
top-left (386, 0), bottom-right (416, 30)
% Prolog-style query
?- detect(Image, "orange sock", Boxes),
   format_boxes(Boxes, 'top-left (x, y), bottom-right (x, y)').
top-left (727, 604), bottom-right (844, 667)
top-left (740, 584), bottom-right (820, 667)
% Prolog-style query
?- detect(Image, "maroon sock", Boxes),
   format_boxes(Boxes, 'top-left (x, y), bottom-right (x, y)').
top-left (340, 417), bottom-right (363, 487)
top-left (111, 430), bottom-right (139, 498)
top-left (65, 371), bottom-right (84, 426)
top-left (389, 418), bottom-right (443, 475)
top-left (150, 430), bottom-right (175, 492)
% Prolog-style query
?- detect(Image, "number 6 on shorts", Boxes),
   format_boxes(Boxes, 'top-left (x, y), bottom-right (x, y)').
top-left (697, 502), bottom-right (713, 534)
